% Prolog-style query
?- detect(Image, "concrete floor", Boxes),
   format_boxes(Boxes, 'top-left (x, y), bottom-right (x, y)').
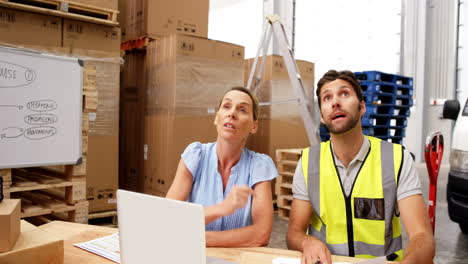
top-left (268, 164), bottom-right (468, 263)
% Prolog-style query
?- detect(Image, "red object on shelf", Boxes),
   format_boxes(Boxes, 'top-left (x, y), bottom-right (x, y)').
top-left (424, 132), bottom-right (444, 233)
top-left (121, 36), bottom-right (152, 51)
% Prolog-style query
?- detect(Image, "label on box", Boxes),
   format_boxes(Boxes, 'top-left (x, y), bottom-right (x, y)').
top-left (108, 199), bottom-right (116, 204)
top-left (89, 112), bottom-right (97, 121)
top-left (0, 10), bottom-right (16, 23)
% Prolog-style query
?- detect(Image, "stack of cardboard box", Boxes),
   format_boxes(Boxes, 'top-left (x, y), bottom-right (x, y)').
top-left (119, 0), bottom-right (209, 40)
top-left (120, 0), bottom-right (248, 196)
top-left (0, 0), bottom-right (120, 214)
top-left (244, 55), bottom-right (316, 200)
top-left (244, 55), bottom-right (316, 159)
top-left (119, 0), bottom-right (317, 198)
top-left (143, 35), bottom-right (244, 196)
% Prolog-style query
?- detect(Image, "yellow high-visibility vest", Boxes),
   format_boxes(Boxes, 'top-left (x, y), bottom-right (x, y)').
top-left (302, 136), bottom-right (403, 260)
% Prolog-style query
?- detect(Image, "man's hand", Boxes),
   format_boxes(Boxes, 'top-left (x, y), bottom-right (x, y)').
top-left (221, 185), bottom-right (253, 215)
top-left (301, 236), bottom-right (332, 264)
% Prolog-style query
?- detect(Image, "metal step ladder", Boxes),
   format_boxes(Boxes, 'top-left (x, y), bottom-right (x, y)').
top-left (246, 14), bottom-right (320, 146)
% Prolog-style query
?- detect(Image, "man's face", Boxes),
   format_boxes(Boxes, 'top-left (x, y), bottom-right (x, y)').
top-left (319, 79), bottom-right (365, 134)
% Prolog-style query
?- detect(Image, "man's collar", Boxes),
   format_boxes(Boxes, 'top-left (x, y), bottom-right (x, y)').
top-left (331, 135), bottom-right (370, 166)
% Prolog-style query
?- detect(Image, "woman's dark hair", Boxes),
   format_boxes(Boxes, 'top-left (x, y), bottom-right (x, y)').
top-left (316, 70), bottom-right (363, 108)
top-left (218, 87), bottom-right (259, 121)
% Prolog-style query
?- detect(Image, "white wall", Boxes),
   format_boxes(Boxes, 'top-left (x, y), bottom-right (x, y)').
top-left (459, 1), bottom-right (468, 103)
top-left (403, 0), bottom-right (458, 163)
top-left (294, 0), bottom-right (402, 79)
top-left (208, 0), bottom-right (263, 59)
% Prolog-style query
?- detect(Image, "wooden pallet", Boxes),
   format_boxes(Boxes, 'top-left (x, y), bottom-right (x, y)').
top-left (275, 148), bottom-right (302, 163)
top-left (275, 148), bottom-right (303, 220)
top-left (88, 210), bottom-right (117, 227)
top-left (0, 0), bottom-right (118, 26)
top-left (21, 200), bottom-right (89, 223)
top-left (8, 169), bottom-right (86, 203)
top-left (1, 169), bottom-right (12, 199)
top-left (277, 207), bottom-right (290, 220)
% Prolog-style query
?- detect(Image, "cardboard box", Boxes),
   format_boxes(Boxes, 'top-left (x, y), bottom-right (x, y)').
top-left (244, 55), bottom-right (315, 159)
top-left (120, 50), bottom-right (146, 192)
top-left (0, 221), bottom-right (64, 263)
top-left (0, 199), bottom-right (20, 253)
top-left (63, 19), bottom-right (121, 54)
top-left (83, 60), bottom-right (120, 213)
top-left (143, 35), bottom-right (244, 195)
top-left (0, 7), bottom-right (61, 48)
top-left (124, 0), bottom-right (209, 40)
top-left (71, 0), bottom-right (118, 10)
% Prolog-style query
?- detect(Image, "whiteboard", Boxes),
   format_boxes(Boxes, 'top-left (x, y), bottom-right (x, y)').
top-left (0, 46), bottom-right (82, 169)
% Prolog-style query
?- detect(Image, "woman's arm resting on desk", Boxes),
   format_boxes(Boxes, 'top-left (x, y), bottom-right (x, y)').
top-left (287, 199), bottom-right (332, 264)
top-left (205, 181), bottom-right (273, 247)
top-left (399, 194), bottom-right (435, 264)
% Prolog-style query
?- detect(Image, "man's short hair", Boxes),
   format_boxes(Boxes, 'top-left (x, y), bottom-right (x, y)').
top-left (316, 70), bottom-right (364, 108)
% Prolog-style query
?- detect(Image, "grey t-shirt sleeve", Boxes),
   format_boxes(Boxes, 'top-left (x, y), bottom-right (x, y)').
top-left (292, 157), bottom-right (310, 200)
top-left (397, 148), bottom-right (423, 200)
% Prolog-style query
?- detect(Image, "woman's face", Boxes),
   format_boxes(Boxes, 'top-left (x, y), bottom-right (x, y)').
top-left (214, 90), bottom-right (258, 141)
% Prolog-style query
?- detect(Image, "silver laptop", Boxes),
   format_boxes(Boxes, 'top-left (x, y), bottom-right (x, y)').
top-left (117, 189), bottom-right (206, 264)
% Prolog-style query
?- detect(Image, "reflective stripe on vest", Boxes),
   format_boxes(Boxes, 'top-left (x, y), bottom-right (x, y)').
top-left (302, 136), bottom-right (403, 260)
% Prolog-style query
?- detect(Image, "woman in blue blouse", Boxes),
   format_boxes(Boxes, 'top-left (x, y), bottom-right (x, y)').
top-left (166, 86), bottom-right (278, 247)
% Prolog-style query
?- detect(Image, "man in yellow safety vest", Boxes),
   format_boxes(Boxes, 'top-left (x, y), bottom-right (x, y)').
top-left (287, 70), bottom-right (435, 264)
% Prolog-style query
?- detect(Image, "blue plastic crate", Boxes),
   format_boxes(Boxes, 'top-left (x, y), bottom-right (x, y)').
top-left (394, 75), bottom-right (413, 86)
top-left (396, 84), bottom-right (414, 97)
top-left (355, 71), bottom-right (413, 86)
top-left (366, 104), bottom-right (395, 115)
top-left (362, 115), bottom-right (408, 127)
top-left (363, 92), bottom-right (396, 105)
top-left (360, 81), bottom-right (397, 94)
top-left (394, 95), bottom-right (413, 107)
top-left (320, 134), bottom-right (330, 142)
top-left (355, 71), bottom-right (396, 83)
top-left (390, 105), bottom-right (411, 117)
top-left (363, 127), bottom-right (406, 137)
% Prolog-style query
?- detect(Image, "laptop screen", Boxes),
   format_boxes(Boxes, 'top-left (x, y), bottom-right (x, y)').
top-left (117, 190), bottom-right (206, 264)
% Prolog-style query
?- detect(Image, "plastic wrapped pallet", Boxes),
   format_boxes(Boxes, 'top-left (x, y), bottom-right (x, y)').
top-left (144, 35), bottom-right (244, 196)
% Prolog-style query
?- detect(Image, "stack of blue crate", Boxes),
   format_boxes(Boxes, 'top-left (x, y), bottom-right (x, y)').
top-left (319, 71), bottom-right (413, 144)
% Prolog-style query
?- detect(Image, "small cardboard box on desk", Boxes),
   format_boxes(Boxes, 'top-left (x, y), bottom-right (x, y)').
top-left (0, 199), bottom-right (20, 253)
top-left (0, 200), bottom-right (64, 264)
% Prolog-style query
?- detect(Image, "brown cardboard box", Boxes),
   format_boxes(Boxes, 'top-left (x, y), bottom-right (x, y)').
top-left (0, 221), bottom-right (64, 263)
top-left (118, 0), bottom-right (127, 37)
top-left (143, 35), bottom-right (244, 195)
top-left (120, 50), bottom-right (146, 192)
top-left (63, 19), bottom-right (121, 54)
top-left (124, 0), bottom-right (209, 40)
top-left (83, 60), bottom-right (120, 213)
top-left (0, 7), bottom-right (61, 48)
top-left (71, 0), bottom-right (118, 10)
top-left (244, 55), bottom-right (315, 159)
top-left (0, 199), bottom-right (20, 253)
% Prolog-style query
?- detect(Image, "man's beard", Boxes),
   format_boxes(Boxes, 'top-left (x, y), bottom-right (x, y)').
top-left (323, 106), bottom-right (361, 134)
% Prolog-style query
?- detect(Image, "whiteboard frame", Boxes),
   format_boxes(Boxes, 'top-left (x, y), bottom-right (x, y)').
top-left (0, 46), bottom-right (83, 169)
